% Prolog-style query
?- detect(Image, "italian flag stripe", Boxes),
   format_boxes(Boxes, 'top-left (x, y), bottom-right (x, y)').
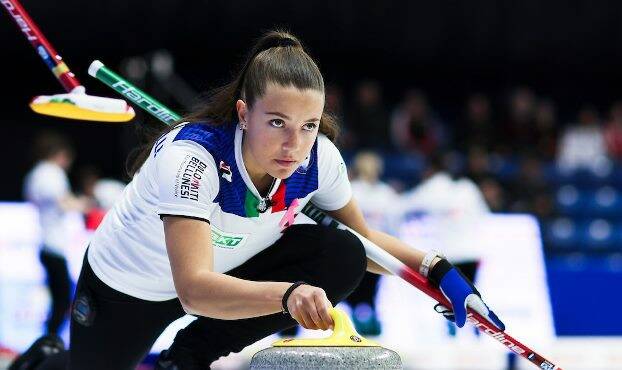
top-left (244, 190), bottom-right (259, 218)
top-left (271, 182), bottom-right (287, 212)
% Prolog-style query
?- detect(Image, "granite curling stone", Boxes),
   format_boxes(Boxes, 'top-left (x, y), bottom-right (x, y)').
top-left (250, 308), bottom-right (402, 369)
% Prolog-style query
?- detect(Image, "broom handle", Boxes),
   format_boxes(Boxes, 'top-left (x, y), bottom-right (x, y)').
top-left (2, 0), bottom-right (82, 92)
top-left (88, 60), bottom-right (180, 125)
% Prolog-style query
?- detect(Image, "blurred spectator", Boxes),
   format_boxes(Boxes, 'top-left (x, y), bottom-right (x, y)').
top-left (534, 99), bottom-right (559, 161)
top-left (557, 105), bottom-right (610, 172)
top-left (455, 93), bottom-right (497, 153)
top-left (23, 131), bottom-right (91, 337)
top-left (347, 151), bottom-right (400, 335)
top-left (478, 177), bottom-right (507, 212)
top-left (78, 166), bottom-right (127, 230)
top-left (500, 87), bottom-right (536, 154)
top-left (149, 49), bottom-right (198, 109)
top-left (325, 84), bottom-right (344, 121)
top-left (350, 151), bottom-right (401, 230)
top-left (508, 155), bottom-right (553, 219)
top-left (604, 101), bottom-right (622, 160)
top-left (464, 145), bottom-right (494, 184)
top-left (325, 84), bottom-right (355, 149)
top-left (390, 89), bottom-right (446, 155)
top-left (400, 155), bottom-right (489, 335)
top-left (347, 80), bottom-right (390, 149)
top-left (402, 155), bottom-right (490, 219)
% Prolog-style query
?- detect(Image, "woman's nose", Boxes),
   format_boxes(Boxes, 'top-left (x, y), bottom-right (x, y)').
top-left (282, 128), bottom-right (301, 151)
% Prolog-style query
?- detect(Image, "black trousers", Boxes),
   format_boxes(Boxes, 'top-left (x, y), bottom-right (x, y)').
top-left (39, 249), bottom-right (72, 335)
top-left (346, 271), bottom-right (380, 310)
top-left (64, 224), bottom-right (367, 370)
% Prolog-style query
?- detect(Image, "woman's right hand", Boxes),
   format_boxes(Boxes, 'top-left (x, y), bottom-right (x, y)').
top-left (286, 284), bottom-right (334, 331)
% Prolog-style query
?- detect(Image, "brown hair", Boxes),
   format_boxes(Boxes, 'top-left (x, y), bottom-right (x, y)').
top-left (128, 30), bottom-right (338, 176)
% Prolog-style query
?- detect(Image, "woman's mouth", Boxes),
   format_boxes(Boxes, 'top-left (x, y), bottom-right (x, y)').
top-left (274, 159), bottom-right (297, 167)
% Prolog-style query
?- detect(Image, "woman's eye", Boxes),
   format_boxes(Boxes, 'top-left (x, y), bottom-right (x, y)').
top-left (269, 119), bottom-right (285, 128)
top-left (303, 122), bottom-right (318, 131)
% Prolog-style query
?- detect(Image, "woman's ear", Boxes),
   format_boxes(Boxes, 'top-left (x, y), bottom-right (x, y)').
top-left (236, 99), bottom-right (247, 125)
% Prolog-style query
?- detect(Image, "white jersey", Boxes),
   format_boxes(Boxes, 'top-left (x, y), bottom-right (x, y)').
top-left (23, 161), bottom-right (71, 256)
top-left (89, 122), bottom-right (351, 301)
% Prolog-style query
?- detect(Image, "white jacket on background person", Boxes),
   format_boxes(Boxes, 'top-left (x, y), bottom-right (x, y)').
top-left (24, 161), bottom-right (71, 257)
top-left (350, 179), bottom-right (401, 234)
top-left (399, 172), bottom-right (490, 262)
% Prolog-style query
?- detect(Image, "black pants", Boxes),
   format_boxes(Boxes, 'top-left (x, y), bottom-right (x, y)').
top-left (39, 249), bottom-right (72, 335)
top-left (346, 271), bottom-right (380, 310)
top-left (65, 224), bottom-right (367, 370)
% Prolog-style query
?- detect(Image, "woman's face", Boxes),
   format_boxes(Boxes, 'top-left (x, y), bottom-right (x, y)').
top-left (237, 83), bottom-right (324, 180)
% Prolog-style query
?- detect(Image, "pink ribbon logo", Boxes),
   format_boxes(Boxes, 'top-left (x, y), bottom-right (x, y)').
top-left (279, 198), bottom-right (300, 230)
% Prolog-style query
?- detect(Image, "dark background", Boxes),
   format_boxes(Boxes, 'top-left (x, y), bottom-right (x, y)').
top-left (2, 0), bottom-right (622, 199)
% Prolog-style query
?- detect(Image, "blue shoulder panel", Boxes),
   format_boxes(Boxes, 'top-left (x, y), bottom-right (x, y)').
top-left (174, 123), bottom-right (247, 217)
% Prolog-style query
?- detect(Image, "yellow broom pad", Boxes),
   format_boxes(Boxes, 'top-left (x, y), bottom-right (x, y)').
top-left (30, 94), bottom-right (135, 123)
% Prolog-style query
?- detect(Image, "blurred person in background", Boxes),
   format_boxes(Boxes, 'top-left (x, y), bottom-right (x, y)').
top-left (77, 166), bottom-right (127, 231)
top-left (347, 80), bottom-right (391, 149)
top-left (390, 89), bottom-right (446, 155)
top-left (400, 155), bottom-right (489, 335)
top-left (454, 93), bottom-right (497, 153)
top-left (533, 99), bottom-right (559, 161)
top-left (393, 155), bottom-right (523, 370)
top-left (325, 84), bottom-right (355, 150)
top-left (22, 132), bottom-right (91, 342)
top-left (477, 177), bottom-right (507, 212)
top-left (604, 101), bottom-right (622, 161)
top-left (501, 87), bottom-right (536, 155)
top-left (464, 145), bottom-right (494, 184)
top-left (508, 155), bottom-right (553, 219)
top-left (347, 151), bottom-right (400, 335)
top-left (557, 105), bottom-right (610, 172)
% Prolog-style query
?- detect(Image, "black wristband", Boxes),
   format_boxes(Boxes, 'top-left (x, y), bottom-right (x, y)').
top-left (428, 258), bottom-right (453, 288)
top-left (281, 281), bottom-right (306, 315)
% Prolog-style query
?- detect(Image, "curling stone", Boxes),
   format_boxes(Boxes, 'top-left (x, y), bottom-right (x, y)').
top-left (250, 308), bottom-right (402, 369)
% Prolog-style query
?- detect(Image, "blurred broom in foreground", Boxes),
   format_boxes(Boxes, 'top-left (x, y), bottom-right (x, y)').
top-left (1, 0), bottom-right (134, 122)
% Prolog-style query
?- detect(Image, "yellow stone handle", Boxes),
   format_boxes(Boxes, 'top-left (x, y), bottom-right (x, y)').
top-left (272, 308), bottom-right (380, 347)
top-left (328, 307), bottom-right (357, 341)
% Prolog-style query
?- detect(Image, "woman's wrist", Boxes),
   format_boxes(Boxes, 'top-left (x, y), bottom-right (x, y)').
top-left (281, 281), bottom-right (307, 314)
top-left (253, 280), bottom-right (295, 316)
top-left (427, 258), bottom-right (454, 288)
top-left (419, 250), bottom-right (445, 278)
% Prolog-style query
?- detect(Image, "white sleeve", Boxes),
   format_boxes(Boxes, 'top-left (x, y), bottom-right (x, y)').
top-left (311, 135), bottom-right (352, 210)
top-left (156, 141), bottom-right (220, 222)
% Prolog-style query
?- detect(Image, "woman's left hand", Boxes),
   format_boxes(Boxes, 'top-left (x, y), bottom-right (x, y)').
top-left (429, 259), bottom-right (505, 330)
